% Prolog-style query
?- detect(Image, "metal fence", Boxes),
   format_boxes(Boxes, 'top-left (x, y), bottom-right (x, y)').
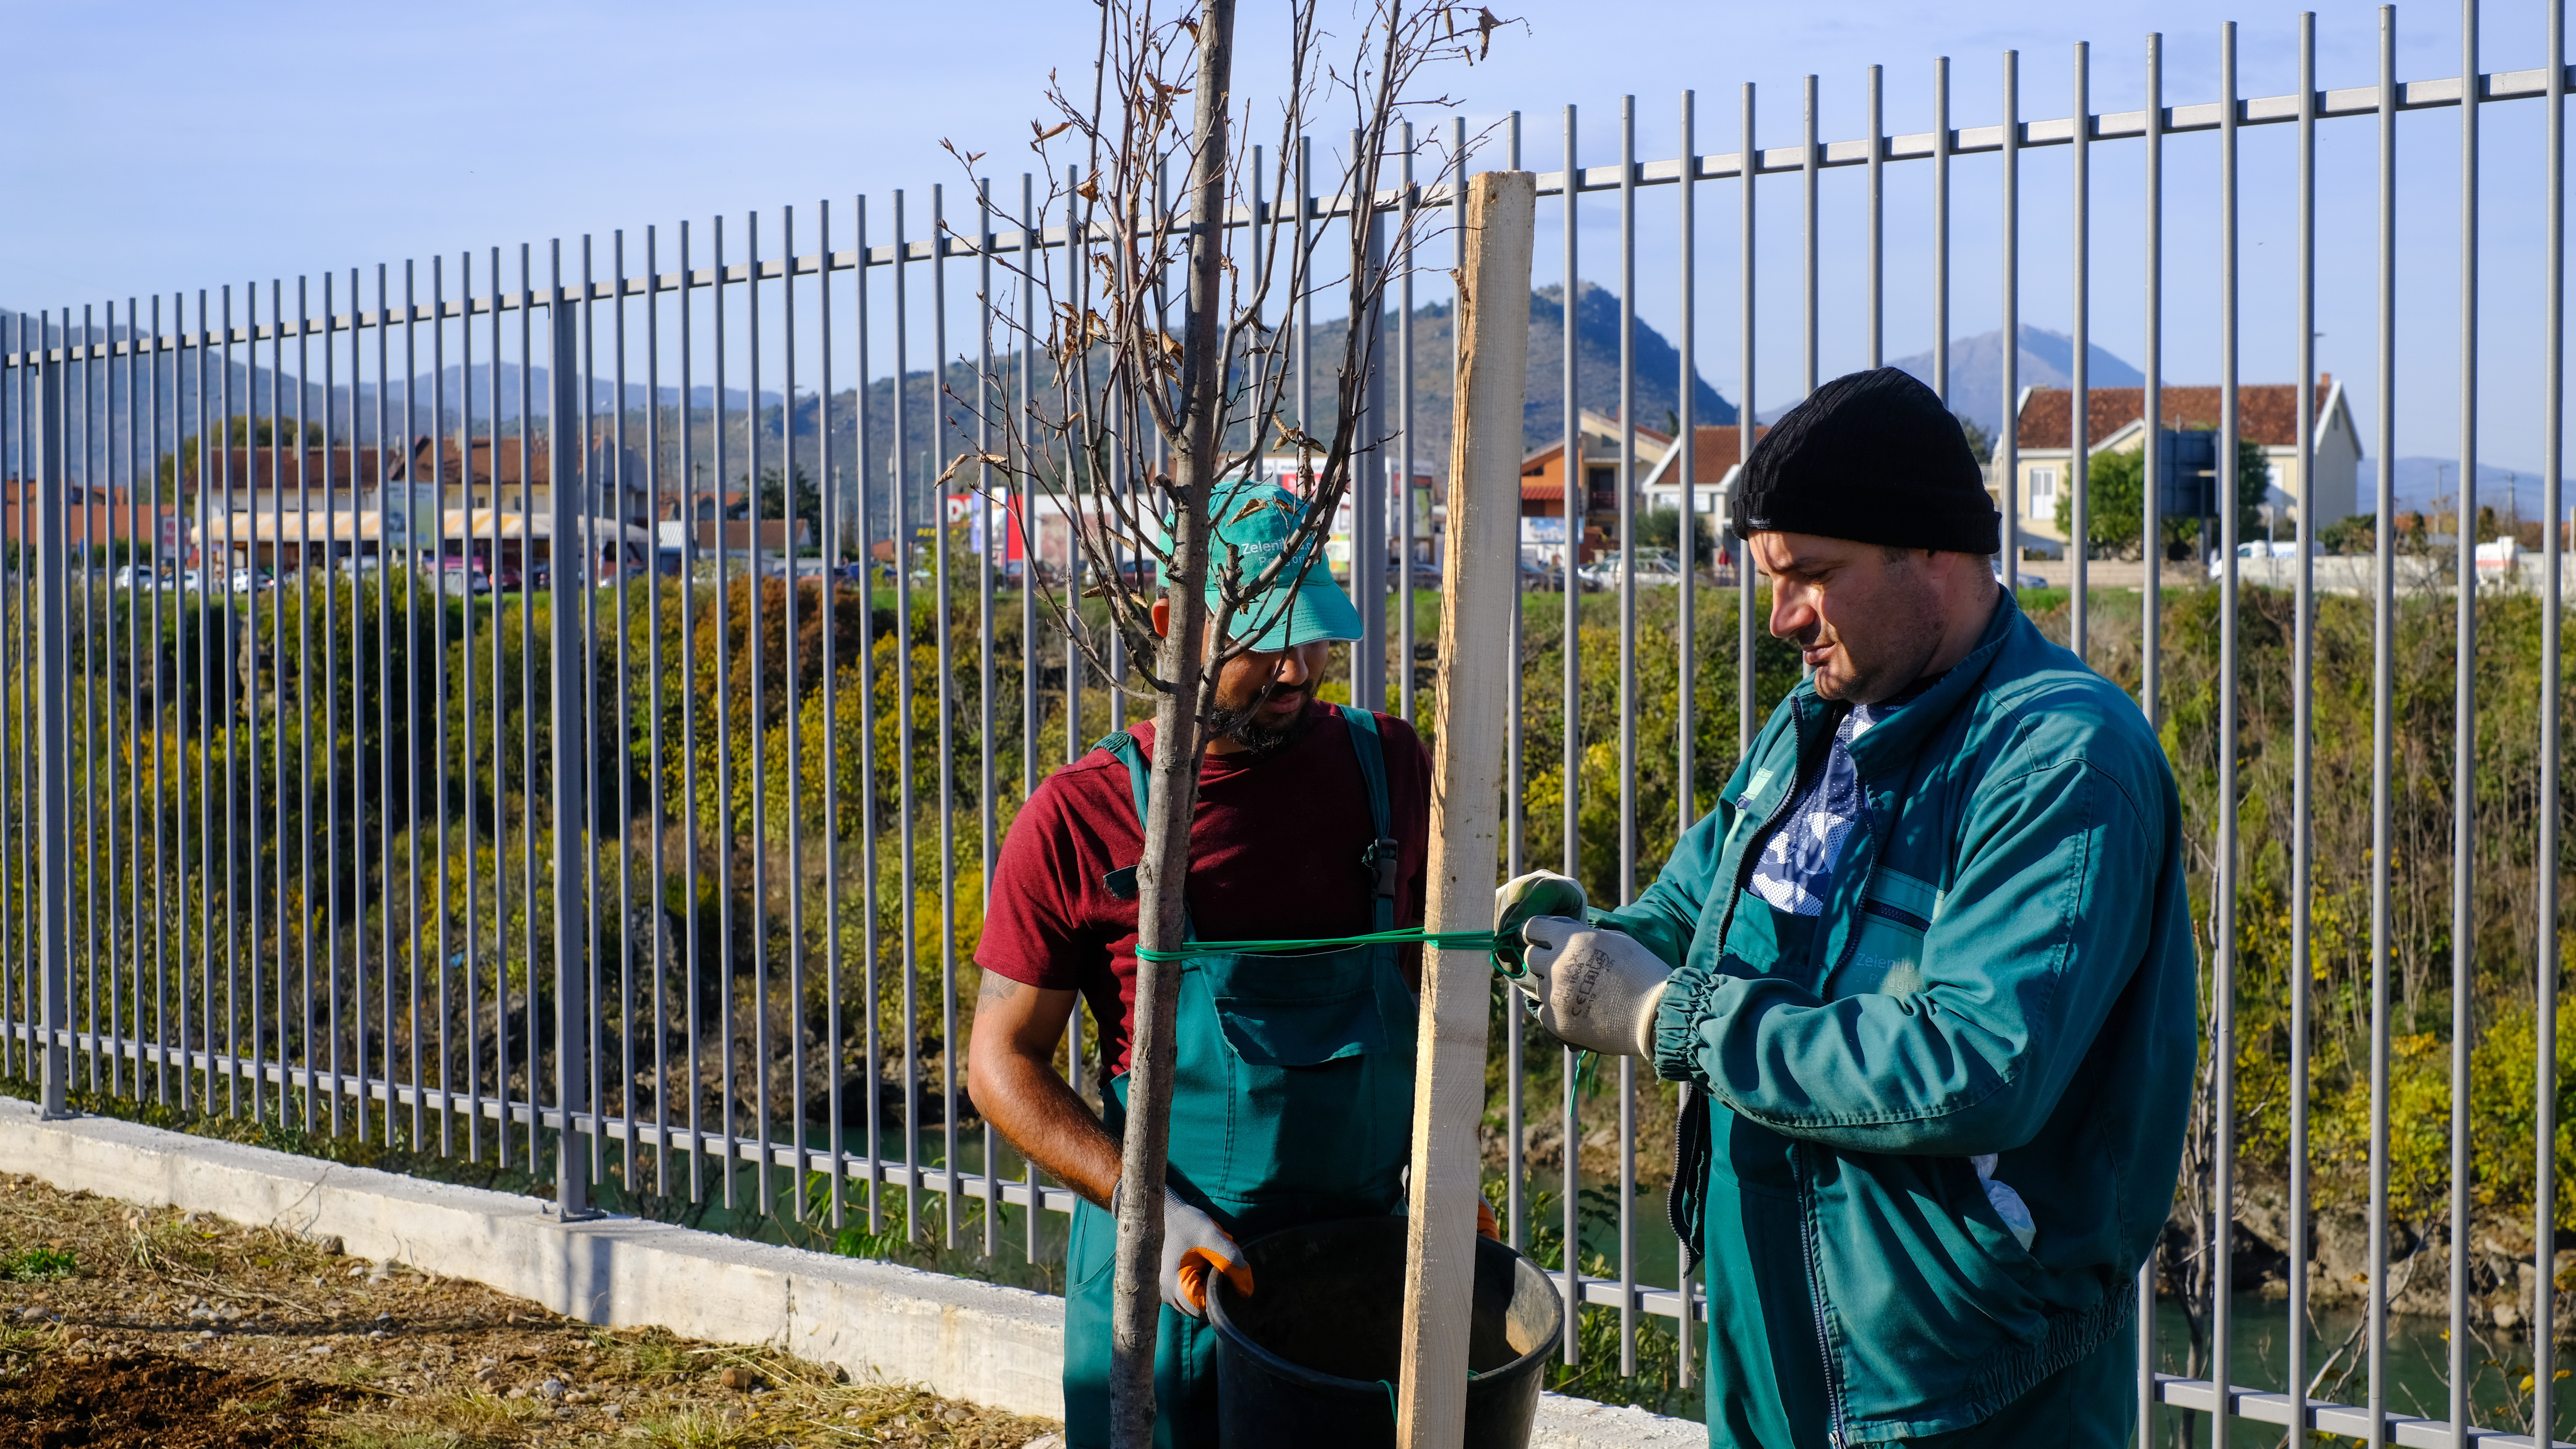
top-left (1, 4), bottom-right (2571, 1445)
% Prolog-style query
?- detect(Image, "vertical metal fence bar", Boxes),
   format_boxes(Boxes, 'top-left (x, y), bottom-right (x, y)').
top-left (1738, 82), bottom-right (1756, 798)
top-left (2533, 5), bottom-right (2565, 1443)
top-left (750, 210), bottom-right (773, 1215)
top-left (935, 181), bottom-right (960, 1252)
top-left (1868, 66), bottom-right (1882, 370)
top-left (1670, 88), bottom-right (1696, 1391)
top-left (855, 193), bottom-right (883, 1236)
top-left (149, 295), bottom-right (167, 1110)
top-left (2367, 15), bottom-right (2399, 1443)
top-left (550, 245), bottom-right (596, 1222)
top-left (1801, 75), bottom-right (1817, 398)
top-left (674, 222), bottom-right (701, 1203)
top-left (580, 236), bottom-right (605, 1190)
top-left (2069, 43), bottom-right (2090, 655)
top-left (1560, 99), bottom-right (1582, 1372)
top-left (1488, 103), bottom-right (1526, 1258)
top-left (1018, 170), bottom-right (1040, 1263)
top-left (1999, 52), bottom-right (2020, 588)
top-left (711, 214), bottom-right (737, 1209)
top-left (81, 303), bottom-right (98, 1103)
top-left (1934, 57), bottom-right (1950, 406)
top-left (977, 177), bottom-right (998, 1261)
top-left (2287, 15), bottom-right (2317, 1444)
top-left (38, 324), bottom-right (68, 1120)
top-left (324, 273), bottom-right (345, 1139)
top-left (2135, 37), bottom-right (2167, 1430)
top-left (123, 297), bottom-right (140, 1109)
top-left (893, 187), bottom-right (921, 1246)
top-left (516, 246), bottom-right (541, 1173)
top-left (1399, 124), bottom-right (1416, 726)
top-left (2212, 24), bottom-right (2241, 1448)
top-left (819, 200), bottom-right (845, 1229)
top-left (613, 230), bottom-right (639, 1193)
top-left (404, 260), bottom-right (425, 1155)
top-left (296, 276), bottom-right (316, 1131)
top-left (2143, 31), bottom-right (2165, 725)
top-left (1615, 91), bottom-right (1639, 1378)
top-left (2448, 5), bottom-right (2481, 1438)
top-left (442, 256), bottom-right (469, 1163)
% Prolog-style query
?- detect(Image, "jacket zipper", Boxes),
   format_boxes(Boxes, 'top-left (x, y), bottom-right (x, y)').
top-left (1794, 1140), bottom-right (1849, 1448)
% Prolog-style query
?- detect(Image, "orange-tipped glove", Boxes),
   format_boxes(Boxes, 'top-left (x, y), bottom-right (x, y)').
top-left (1159, 1187), bottom-right (1254, 1318)
top-left (1476, 1197), bottom-right (1503, 1242)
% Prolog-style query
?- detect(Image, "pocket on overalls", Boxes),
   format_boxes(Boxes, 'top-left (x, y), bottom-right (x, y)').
top-left (1209, 984), bottom-right (1387, 1065)
top-left (1193, 958), bottom-right (1404, 1214)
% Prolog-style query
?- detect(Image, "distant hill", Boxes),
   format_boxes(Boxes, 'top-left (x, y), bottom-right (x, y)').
top-left (1291, 283), bottom-right (1736, 468)
top-left (1878, 325), bottom-right (2148, 436)
top-left (2365, 456), bottom-right (2552, 520)
top-left (2, 286), bottom-right (1734, 496)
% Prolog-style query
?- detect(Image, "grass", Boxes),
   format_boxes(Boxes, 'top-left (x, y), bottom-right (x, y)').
top-left (1, 1245), bottom-right (79, 1280)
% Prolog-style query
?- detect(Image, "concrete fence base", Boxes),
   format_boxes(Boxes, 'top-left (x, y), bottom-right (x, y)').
top-left (0, 1097), bottom-right (1701, 1447)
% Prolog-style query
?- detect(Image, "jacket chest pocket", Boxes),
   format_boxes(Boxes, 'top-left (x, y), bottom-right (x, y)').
top-left (1826, 865), bottom-right (1941, 999)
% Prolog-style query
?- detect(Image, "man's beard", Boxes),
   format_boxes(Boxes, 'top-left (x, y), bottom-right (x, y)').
top-left (1204, 683), bottom-right (1309, 760)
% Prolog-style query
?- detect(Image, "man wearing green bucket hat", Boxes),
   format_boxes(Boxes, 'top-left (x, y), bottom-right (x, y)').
top-left (970, 479), bottom-right (1480, 1449)
top-left (1497, 370), bottom-right (2195, 1448)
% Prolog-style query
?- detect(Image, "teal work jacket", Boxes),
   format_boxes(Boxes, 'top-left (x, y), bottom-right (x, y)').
top-left (1608, 591), bottom-right (2195, 1445)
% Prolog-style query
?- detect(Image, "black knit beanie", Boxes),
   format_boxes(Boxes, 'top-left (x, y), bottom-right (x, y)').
top-left (1732, 367), bottom-right (2000, 555)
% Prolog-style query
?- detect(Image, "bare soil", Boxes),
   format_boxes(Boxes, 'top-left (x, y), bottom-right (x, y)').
top-left (0, 1172), bottom-right (1064, 1449)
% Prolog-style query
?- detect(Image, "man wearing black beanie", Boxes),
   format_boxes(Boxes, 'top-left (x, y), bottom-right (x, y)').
top-left (1495, 368), bottom-right (2197, 1446)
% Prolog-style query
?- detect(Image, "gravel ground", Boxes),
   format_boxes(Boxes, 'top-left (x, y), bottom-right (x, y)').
top-left (0, 1172), bottom-right (1064, 1449)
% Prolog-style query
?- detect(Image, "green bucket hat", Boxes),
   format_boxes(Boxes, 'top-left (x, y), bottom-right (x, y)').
top-left (1172, 479), bottom-right (1364, 651)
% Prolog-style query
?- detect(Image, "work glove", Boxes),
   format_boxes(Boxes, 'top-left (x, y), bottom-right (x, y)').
top-left (1493, 870), bottom-right (1588, 977)
top-left (1150, 1185), bottom-right (1253, 1318)
top-left (1510, 916), bottom-right (1674, 1058)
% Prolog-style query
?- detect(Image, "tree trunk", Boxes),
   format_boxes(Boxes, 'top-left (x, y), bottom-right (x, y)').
top-left (1106, 4), bottom-right (1237, 1446)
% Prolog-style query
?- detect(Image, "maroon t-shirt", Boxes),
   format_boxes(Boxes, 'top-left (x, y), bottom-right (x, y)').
top-left (976, 699), bottom-right (1431, 1087)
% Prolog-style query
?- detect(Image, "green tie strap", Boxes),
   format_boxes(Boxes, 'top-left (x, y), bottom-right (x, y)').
top-left (1132, 928), bottom-right (1503, 964)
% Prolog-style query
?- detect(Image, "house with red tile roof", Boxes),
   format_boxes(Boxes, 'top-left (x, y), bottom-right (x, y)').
top-left (2004, 377), bottom-right (2363, 555)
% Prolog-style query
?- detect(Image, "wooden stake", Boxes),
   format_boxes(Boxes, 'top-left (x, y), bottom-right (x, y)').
top-left (1396, 169), bottom-right (1536, 1449)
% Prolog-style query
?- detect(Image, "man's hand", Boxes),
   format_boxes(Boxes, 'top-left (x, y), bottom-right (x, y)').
top-left (1510, 917), bottom-right (1673, 1058)
top-left (1494, 870), bottom-right (1588, 976)
top-left (1151, 1186), bottom-right (1254, 1317)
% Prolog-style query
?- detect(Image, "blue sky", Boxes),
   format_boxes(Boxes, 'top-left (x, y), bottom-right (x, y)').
top-left (2, 0), bottom-right (2561, 477)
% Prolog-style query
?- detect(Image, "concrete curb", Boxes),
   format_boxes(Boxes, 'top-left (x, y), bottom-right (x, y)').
top-left (0, 1098), bottom-right (1702, 1446)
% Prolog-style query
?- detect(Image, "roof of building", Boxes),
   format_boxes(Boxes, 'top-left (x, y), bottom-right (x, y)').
top-left (2015, 379), bottom-right (2339, 450)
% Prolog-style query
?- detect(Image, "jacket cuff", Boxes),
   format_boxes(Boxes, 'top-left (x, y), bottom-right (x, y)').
top-left (1652, 956), bottom-right (1722, 1084)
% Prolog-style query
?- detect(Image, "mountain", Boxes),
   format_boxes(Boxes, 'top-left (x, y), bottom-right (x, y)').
top-left (1294, 282), bottom-right (1736, 467)
top-left (2, 285), bottom-right (1733, 494)
top-left (1878, 325), bottom-right (2148, 436)
top-left (2363, 457), bottom-right (2553, 520)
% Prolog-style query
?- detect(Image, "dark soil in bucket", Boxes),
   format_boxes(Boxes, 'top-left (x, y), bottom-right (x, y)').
top-left (1209, 1217), bottom-right (1561, 1449)
top-left (0, 1350), bottom-right (365, 1449)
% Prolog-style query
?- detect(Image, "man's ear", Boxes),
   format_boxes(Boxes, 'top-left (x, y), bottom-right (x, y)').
top-left (1150, 595), bottom-right (1171, 637)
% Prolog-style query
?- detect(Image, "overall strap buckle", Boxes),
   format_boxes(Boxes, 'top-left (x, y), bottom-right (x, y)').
top-left (1361, 837), bottom-right (1401, 902)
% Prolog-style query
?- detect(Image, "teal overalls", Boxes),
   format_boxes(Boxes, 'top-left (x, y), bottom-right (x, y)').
top-left (1061, 706), bottom-right (1420, 1449)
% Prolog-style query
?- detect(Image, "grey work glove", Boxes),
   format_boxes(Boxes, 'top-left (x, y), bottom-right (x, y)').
top-left (1493, 870), bottom-right (1588, 977)
top-left (1130, 1183), bottom-right (1252, 1319)
top-left (1510, 916), bottom-right (1674, 1058)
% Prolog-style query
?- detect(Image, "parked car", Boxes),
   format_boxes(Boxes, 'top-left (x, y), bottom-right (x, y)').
top-left (436, 557), bottom-right (491, 596)
top-left (1517, 555), bottom-right (1567, 592)
top-left (1993, 564), bottom-right (2049, 590)
top-left (1579, 548), bottom-right (1685, 589)
top-left (227, 568), bottom-right (272, 595)
top-left (2207, 540), bottom-right (2314, 580)
top-left (1381, 560), bottom-right (1444, 593)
